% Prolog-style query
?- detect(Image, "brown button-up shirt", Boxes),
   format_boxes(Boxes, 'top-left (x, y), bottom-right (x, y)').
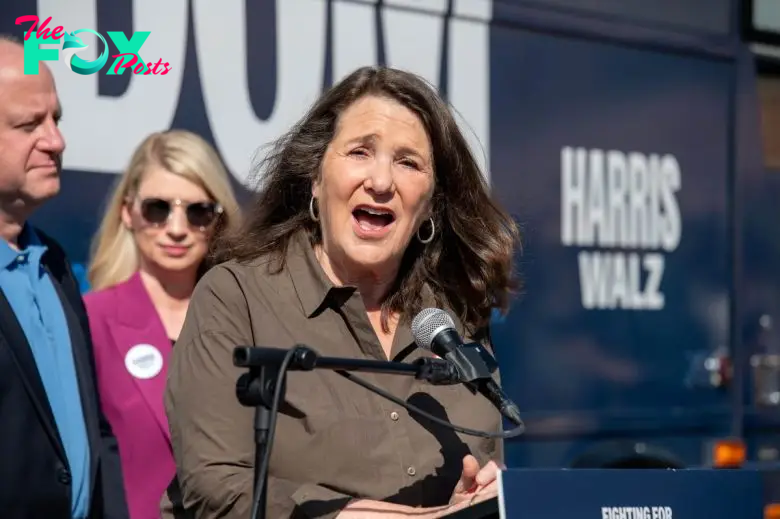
top-left (165, 232), bottom-right (504, 519)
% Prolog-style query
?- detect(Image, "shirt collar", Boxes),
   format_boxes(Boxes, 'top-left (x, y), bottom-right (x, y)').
top-left (284, 231), bottom-right (464, 331)
top-left (0, 224), bottom-right (46, 270)
top-left (287, 231), bottom-right (356, 318)
top-left (284, 230), bottom-right (477, 361)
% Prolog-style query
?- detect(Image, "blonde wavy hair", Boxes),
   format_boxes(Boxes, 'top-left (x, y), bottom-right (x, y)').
top-left (87, 130), bottom-right (241, 291)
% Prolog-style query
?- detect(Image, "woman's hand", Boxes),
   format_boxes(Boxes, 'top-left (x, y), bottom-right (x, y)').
top-left (449, 455), bottom-right (503, 505)
top-left (336, 456), bottom-right (504, 518)
top-left (337, 485), bottom-right (499, 519)
top-left (434, 480), bottom-right (499, 518)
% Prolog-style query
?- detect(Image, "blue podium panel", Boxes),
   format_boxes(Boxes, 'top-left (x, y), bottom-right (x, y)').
top-left (498, 469), bottom-right (763, 519)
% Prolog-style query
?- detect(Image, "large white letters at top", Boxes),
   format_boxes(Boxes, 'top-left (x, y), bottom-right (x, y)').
top-left (192, 0), bottom-right (326, 187)
top-left (38, 0), bottom-right (187, 174)
top-left (379, 0), bottom-right (447, 86)
top-left (195, 0), bottom-right (492, 188)
top-left (449, 0), bottom-right (492, 181)
top-left (334, 0), bottom-right (492, 181)
top-left (332, 0), bottom-right (378, 82)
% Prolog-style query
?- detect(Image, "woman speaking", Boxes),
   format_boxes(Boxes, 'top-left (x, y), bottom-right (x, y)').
top-left (165, 66), bottom-right (520, 519)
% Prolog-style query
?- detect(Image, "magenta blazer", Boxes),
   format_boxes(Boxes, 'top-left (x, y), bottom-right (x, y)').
top-left (84, 271), bottom-right (176, 519)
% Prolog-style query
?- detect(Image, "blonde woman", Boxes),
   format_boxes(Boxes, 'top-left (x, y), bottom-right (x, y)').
top-left (83, 130), bottom-right (240, 519)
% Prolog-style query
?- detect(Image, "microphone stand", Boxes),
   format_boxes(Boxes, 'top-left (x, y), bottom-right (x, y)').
top-left (232, 345), bottom-right (462, 519)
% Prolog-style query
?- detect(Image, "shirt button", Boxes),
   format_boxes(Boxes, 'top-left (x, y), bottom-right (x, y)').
top-left (57, 468), bottom-right (72, 485)
top-left (390, 411), bottom-right (399, 421)
top-left (407, 466), bottom-right (416, 476)
top-left (16, 255), bottom-right (24, 262)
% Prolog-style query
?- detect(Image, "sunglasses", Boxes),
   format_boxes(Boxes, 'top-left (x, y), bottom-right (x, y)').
top-left (139, 198), bottom-right (223, 229)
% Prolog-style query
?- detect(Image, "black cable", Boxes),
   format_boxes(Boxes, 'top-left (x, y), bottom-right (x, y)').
top-left (247, 346), bottom-right (524, 518)
top-left (335, 370), bottom-right (525, 439)
top-left (249, 347), bottom-right (299, 519)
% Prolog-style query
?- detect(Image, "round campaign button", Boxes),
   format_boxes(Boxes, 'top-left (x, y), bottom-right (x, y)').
top-left (124, 344), bottom-right (164, 380)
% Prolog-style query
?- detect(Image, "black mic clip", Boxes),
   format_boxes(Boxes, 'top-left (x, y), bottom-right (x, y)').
top-left (441, 342), bottom-right (499, 384)
top-left (412, 357), bottom-right (462, 385)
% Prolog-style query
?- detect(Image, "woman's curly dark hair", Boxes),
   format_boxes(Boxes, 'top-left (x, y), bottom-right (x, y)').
top-left (212, 66), bottom-right (521, 334)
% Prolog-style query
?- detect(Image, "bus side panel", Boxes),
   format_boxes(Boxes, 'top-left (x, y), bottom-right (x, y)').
top-left (487, 22), bottom-right (733, 466)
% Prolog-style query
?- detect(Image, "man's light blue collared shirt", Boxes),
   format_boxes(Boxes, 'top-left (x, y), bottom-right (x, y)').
top-left (0, 225), bottom-right (91, 518)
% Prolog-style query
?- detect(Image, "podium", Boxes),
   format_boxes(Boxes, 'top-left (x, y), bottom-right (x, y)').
top-left (445, 468), bottom-right (764, 518)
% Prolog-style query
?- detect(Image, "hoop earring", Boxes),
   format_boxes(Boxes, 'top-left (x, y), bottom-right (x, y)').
top-left (417, 217), bottom-right (435, 244)
top-left (309, 196), bottom-right (319, 222)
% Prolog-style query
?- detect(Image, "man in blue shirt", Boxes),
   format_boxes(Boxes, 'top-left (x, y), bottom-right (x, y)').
top-left (0, 36), bottom-right (128, 518)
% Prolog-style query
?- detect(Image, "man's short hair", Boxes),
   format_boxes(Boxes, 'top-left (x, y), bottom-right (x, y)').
top-left (0, 33), bottom-right (23, 46)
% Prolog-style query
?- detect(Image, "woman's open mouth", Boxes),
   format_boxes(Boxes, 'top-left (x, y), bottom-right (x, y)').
top-left (352, 205), bottom-right (396, 238)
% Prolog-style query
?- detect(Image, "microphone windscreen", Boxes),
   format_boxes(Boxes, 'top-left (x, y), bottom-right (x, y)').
top-left (411, 308), bottom-right (456, 350)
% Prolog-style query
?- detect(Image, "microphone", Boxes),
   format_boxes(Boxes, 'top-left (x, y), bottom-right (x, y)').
top-left (411, 308), bottom-right (524, 427)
